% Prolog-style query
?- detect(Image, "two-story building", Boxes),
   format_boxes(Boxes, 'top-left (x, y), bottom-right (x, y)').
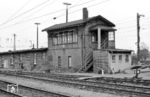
top-left (43, 8), bottom-right (132, 73)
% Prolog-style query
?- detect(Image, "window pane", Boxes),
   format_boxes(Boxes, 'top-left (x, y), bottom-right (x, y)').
top-left (68, 31), bottom-right (72, 43)
top-left (58, 34), bottom-right (62, 44)
top-left (109, 32), bottom-right (114, 41)
top-left (125, 55), bottom-right (129, 62)
top-left (34, 53), bottom-right (37, 64)
top-left (73, 32), bottom-right (77, 43)
top-left (112, 55), bottom-right (115, 63)
top-left (119, 55), bottom-right (122, 61)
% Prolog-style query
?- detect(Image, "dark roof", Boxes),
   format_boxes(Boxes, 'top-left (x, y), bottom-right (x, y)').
top-left (42, 15), bottom-right (115, 31)
top-left (102, 49), bottom-right (132, 53)
top-left (0, 48), bottom-right (48, 55)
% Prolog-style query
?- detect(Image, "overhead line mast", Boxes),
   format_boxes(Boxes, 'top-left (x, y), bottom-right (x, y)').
top-left (137, 13), bottom-right (144, 63)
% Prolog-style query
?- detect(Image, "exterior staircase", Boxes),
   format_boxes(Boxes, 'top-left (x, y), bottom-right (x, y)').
top-left (101, 37), bottom-right (108, 49)
top-left (78, 52), bottom-right (93, 72)
top-left (78, 38), bottom-right (108, 72)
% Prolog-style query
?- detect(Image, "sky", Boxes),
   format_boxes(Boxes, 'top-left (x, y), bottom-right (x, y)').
top-left (0, 0), bottom-right (149, 52)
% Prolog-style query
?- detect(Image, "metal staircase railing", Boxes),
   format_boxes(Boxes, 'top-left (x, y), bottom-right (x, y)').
top-left (101, 37), bottom-right (108, 49)
top-left (78, 52), bottom-right (93, 72)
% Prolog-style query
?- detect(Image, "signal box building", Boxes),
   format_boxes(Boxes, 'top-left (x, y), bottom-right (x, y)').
top-left (43, 8), bottom-right (132, 73)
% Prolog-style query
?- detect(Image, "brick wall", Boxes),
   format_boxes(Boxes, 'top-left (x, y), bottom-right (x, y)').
top-left (0, 49), bottom-right (47, 72)
top-left (93, 50), bottom-right (111, 73)
top-left (47, 26), bottom-right (83, 72)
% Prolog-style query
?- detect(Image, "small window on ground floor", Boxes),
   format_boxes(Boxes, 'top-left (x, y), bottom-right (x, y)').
top-left (58, 56), bottom-right (61, 68)
top-left (10, 55), bottom-right (14, 65)
top-left (34, 53), bottom-right (37, 65)
top-left (112, 55), bottom-right (116, 63)
top-left (125, 55), bottom-right (129, 62)
top-left (68, 56), bottom-right (72, 68)
top-left (119, 55), bottom-right (122, 62)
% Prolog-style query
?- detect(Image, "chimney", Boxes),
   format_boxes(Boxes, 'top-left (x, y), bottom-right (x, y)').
top-left (83, 8), bottom-right (88, 20)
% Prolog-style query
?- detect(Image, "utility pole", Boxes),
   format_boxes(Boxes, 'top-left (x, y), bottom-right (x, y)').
top-left (13, 34), bottom-right (16, 51)
top-left (63, 2), bottom-right (71, 23)
top-left (35, 23), bottom-right (40, 49)
top-left (137, 13), bottom-right (144, 63)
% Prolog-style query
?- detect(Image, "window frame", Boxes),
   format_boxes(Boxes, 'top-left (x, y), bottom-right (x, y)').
top-left (112, 55), bottom-right (116, 63)
top-left (68, 56), bottom-right (72, 68)
top-left (125, 55), bottom-right (129, 62)
top-left (108, 31), bottom-right (115, 41)
top-left (119, 55), bottom-right (122, 62)
top-left (72, 31), bottom-right (78, 43)
top-left (34, 53), bottom-right (37, 65)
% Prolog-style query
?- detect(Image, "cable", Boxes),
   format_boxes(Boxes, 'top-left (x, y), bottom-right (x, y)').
top-left (0, 0), bottom-right (32, 26)
top-left (0, 0), bottom-right (106, 30)
top-left (0, 0), bottom-right (50, 26)
top-left (54, 0), bottom-right (110, 19)
top-left (22, 0), bottom-right (57, 20)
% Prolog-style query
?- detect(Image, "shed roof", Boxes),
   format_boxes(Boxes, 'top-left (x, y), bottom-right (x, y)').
top-left (0, 48), bottom-right (48, 55)
top-left (42, 15), bottom-right (115, 31)
top-left (103, 49), bottom-right (132, 54)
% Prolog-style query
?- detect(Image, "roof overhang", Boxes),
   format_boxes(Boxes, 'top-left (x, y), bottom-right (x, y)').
top-left (107, 49), bottom-right (132, 54)
top-left (42, 15), bottom-right (115, 32)
top-left (90, 26), bottom-right (116, 31)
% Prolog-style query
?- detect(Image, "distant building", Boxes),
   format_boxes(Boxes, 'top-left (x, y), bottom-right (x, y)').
top-left (42, 8), bottom-right (132, 73)
top-left (0, 48), bottom-right (48, 71)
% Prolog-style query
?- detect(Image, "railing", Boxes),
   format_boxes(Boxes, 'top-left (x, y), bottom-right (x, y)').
top-left (78, 52), bottom-right (93, 72)
top-left (101, 37), bottom-right (108, 49)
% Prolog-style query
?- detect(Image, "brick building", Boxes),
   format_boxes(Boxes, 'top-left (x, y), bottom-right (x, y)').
top-left (43, 8), bottom-right (132, 73)
top-left (0, 48), bottom-right (48, 71)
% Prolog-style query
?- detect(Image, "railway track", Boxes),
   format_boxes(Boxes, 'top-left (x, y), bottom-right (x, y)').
top-left (0, 87), bottom-right (23, 97)
top-left (0, 70), bottom-right (150, 97)
top-left (0, 79), bottom-right (71, 97)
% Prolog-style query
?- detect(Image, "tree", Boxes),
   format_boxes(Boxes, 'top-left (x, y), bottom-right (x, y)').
top-left (132, 42), bottom-right (150, 65)
top-left (139, 48), bottom-right (149, 61)
top-left (139, 42), bottom-right (149, 61)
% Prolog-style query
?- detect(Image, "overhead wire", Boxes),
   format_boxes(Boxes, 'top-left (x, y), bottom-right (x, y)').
top-left (22, 0), bottom-right (57, 20)
top-left (0, 0), bottom-right (50, 27)
top-left (0, 0), bottom-right (108, 30)
top-left (53, 0), bottom-right (110, 19)
top-left (0, 0), bottom-right (32, 26)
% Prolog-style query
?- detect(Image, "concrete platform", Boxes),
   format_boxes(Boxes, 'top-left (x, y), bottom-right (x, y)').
top-left (58, 72), bottom-right (150, 80)
top-left (0, 74), bottom-right (121, 97)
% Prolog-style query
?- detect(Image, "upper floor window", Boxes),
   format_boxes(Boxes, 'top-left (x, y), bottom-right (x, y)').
top-left (58, 34), bottom-right (62, 44)
top-left (52, 30), bottom-right (77, 45)
top-left (91, 31), bottom-right (97, 42)
top-left (52, 36), bottom-right (58, 45)
top-left (68, 31), bottom-right (73, 43)
top-left (62, 32), bottom-right (67, 44)
top-left (109, 32), bottom-right (115, 41)
top-left (73, 32), bottom-right (77, 43)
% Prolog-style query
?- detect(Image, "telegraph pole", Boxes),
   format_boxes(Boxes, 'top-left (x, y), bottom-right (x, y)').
top-left (13, 34), bottom-right (16, 51)
top-left (35, 23), bottom-right (40, 48)
top-left (137, 13), bottom-right (144, 63)
top-left (63, 2), bottom-right (71, 23)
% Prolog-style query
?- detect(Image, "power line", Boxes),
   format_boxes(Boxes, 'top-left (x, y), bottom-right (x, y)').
top-left (0, 0), bottom-right (32, 26)
top-left (22, 0), bottom-right (57, 20)
top-left (54, 0), bottom-right (110, 19)
top-left (0, 0), bottom-right (106, 30)
top-left (0, 0), bottom-right (50, 27)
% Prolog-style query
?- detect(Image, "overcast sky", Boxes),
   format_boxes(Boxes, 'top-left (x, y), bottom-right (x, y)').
top-left (0, 0), bottom-right (149, 52)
